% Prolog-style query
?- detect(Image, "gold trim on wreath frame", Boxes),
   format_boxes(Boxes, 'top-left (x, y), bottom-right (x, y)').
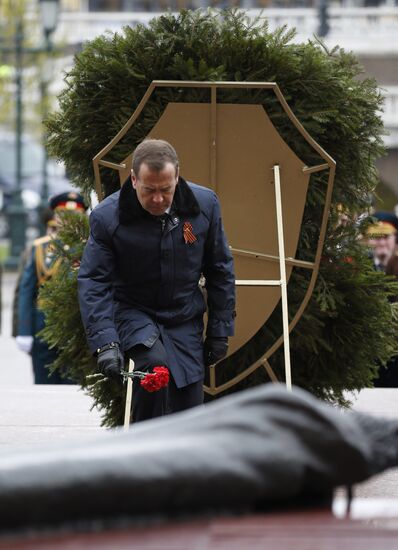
top-left (92, 81), bottom-right (336, 396)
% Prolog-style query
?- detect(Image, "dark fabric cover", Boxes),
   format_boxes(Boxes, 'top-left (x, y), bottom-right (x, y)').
top-left (0, 385), bottom-right (398, 531)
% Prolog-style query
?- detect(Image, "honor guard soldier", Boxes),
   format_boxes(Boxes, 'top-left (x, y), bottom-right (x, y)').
top-left (15, 192), bottom-right (87, 384)
top-left (365, 211), bottom-right (398, 272)
top-left (369, 211), bottom-right (398, 388)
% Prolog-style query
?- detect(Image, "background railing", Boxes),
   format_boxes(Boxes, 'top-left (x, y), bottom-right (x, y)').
top-left (51, 7), bottom-right (398, 146)
top-left (55, 7), bottom-right (398, 53)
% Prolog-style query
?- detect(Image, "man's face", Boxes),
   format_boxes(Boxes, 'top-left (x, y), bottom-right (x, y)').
top-left (131, 161), bottom-right (179, 216)
top-left (369, 234), bottom-right (396, 266)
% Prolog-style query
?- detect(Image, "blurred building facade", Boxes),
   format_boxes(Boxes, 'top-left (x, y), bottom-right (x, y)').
top-left (56, 0), bottom-right (398, 202)
top-left (62, 1), bottom-right (398, 8)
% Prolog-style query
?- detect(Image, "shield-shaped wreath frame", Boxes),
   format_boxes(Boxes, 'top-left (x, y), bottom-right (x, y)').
top-left (92, 81), bottom-right (336, 395)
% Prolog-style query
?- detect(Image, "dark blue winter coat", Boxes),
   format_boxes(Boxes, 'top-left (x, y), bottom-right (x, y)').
top-left (78, 177), bottom-right (235, 388)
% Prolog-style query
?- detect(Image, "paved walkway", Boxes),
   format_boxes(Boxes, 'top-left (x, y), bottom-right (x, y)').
top-left (0, 270), bottom-right (33, 386)
top-left (340, 389), bottom-right (398, 499)
top-left (0, 270), bottom-right (103, 450)
top-left (0, 385), bottom-right (103, 449)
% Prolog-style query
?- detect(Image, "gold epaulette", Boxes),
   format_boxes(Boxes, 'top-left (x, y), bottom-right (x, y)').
top-left (33, 235), bottom-right (52, 247)
top-left (34, 235), bottom-right (61, 286)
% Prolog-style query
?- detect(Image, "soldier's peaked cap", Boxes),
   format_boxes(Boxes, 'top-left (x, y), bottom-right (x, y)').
top-left (373, 211), bottom-right (398, 231)
top-left (365, 211), bottom-right (398, 238)
top-left (49, 191), bottom-right (87, 212)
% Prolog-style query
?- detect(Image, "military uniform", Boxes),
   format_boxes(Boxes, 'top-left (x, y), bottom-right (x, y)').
top-left (17, 235), bottom-right (67, 384)
top-left (16, 191), bottom-right (87, 384)
top-left (366, 212), bottom-right (398, 387)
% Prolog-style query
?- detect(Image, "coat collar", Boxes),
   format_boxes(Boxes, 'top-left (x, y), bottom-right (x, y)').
top-left (119, 176), bottom-right (200, 225)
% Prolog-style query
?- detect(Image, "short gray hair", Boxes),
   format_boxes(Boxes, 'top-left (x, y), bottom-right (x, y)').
top-left (132, 139), bottom-right (179, 177)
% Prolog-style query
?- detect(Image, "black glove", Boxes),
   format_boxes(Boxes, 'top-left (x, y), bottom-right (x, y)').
top-left (97, 343), bottom-right (124, 381)
top-left (203, 337), bottom-right (228, 367)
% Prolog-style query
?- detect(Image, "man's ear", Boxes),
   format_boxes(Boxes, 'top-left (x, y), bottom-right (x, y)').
top-left (131, 171), bottom-right (137, 189)
top-left (175, 166), bottom-right (180, 184)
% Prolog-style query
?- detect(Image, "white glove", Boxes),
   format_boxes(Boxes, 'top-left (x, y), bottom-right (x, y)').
top-left (16, 335), bottom-right (34, 354)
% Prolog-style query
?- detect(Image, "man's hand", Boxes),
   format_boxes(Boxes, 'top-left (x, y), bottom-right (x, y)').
top-left (16, 335), bottom-right (34, 354)
top-left (203, 337), bottom-right (228, 367)
top-left (97, 343), bottom-right (124, 381)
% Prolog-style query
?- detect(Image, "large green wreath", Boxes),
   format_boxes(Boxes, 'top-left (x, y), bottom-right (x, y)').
top-left (40, 10), bottom-right (398, 427)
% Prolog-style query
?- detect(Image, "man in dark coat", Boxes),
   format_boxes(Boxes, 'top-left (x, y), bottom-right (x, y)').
top-left (78, 139), bottom-right (235, 422)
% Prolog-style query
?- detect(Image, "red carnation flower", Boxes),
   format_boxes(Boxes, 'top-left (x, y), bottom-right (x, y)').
top-left (121, 366), bottom-right (170, 392)
top-left (153, 366), bottom-right (170, 385)
top-left (139, 366), bottom-right (170, 392)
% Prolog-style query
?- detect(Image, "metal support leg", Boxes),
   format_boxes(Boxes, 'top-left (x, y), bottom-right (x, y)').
top-left (262, 359), bottom-right (279, 384)
top-left (273, 165), bottom-right (292, 390)
top-left (124, 359), bottom-right (135, 430)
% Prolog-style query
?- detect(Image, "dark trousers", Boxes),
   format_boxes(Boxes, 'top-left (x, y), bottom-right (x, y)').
top-left (373, 356), bottom-right (398, 387)
top-left (31, 337), bottom-right (74, 385)
top-left (126, 339), bottom-right (204, 423)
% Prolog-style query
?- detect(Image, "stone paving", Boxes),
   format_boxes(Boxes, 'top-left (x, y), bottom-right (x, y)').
top-left (340, 389), bottom-right (398, 499)
top-left (0, 270), bottom-right (103, 450)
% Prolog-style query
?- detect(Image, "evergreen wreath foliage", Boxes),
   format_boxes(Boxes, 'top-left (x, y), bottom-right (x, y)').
top-left (41, 10), bottom-right (398, 426)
